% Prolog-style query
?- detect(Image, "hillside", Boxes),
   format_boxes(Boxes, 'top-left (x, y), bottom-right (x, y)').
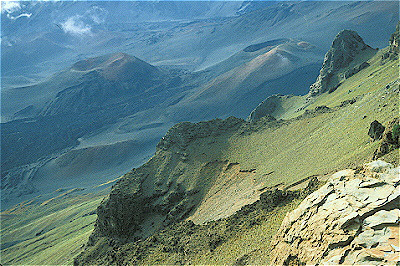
top-left (74, 29), bottom-right (399, 265)
top-left (2, 19), bottom-right (399, 266)
top-left (0, 37), bottom-right (320, 210)
top-left (2, 1), bottom-right (398, 213)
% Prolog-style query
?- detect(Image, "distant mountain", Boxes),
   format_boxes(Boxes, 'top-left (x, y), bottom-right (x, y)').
top-left (41, 53), bottom-right (164, 116)
top-left (1, 37), bottom-right (320, 209)
top-left (173, 39), bottom-right (321, 120)
top-left (248, 29), bottom-right (378, 121)
top-left (1, 1), bottom-right (397, 88)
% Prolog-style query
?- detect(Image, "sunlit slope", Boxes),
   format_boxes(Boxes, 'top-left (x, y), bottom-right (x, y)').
top-left (222, 49), bottom-right (398, 188)
top-left (1, 190), bottom-right (108, 265)
top-left (269, 47), bottom-right (399, 120)
top-left (4, 39), bottom-right (397, 266)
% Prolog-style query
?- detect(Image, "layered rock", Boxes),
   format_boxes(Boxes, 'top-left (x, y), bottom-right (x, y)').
top-left (270, 160), bottom-right (400, 265)
top-left (157, 116), bottom-right (243, 150)
top-left (84, 117), bottom-right (244, 244)
top-left (308, 30), bottom-right (375, 97)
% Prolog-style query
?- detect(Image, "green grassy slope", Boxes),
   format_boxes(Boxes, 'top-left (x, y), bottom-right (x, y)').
top-left (1, 190), bottom-right (108, 265)
top-left (187, 47), bottom-right (398, 191)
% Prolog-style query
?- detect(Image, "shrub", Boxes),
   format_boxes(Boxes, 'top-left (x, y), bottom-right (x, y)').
top-left (393, 124), bottom-right (400, 140)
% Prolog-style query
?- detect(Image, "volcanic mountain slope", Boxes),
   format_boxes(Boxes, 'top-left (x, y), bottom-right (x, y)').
top-left (175, 39), bottom-right (321, 119)
top-left (74, 30), bottom-right (399, 265)
top-left (40, 53), bottom-right (164, 116)
top-left (2, 1), bottom-right (397, 90)
top-left (1, 37), bottom-right (321, 210)
top-left (2, 1), bottom-right (397, 210)
top-left (248, 29), bottom-right (378, 121)
top-left (1, 52), bottom-right (172, 172)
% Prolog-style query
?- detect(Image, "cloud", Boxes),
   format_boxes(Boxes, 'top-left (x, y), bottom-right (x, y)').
top-left (60, 6), bottom-right (108, 36)
top-left (61, 15), bottom-right (92, 36)
top-left (7, 12), bottom-right (32, 20)
top-left (1, 1), bottom-right (21, 14)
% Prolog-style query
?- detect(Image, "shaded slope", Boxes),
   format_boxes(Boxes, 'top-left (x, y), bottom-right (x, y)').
top-left (41, 53), bottom-right (164, 116)
top-left (1, 38), bottom-right (319, 208)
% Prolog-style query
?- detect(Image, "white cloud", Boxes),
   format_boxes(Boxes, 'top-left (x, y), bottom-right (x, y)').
top-left (61, 15), bottom-right (92, 36)
top-left (1, 1), bottom-right (21, 14)
top-left (7, 12), bottom-right (32, 20)
top-left (60, 6), bottom-right (108, 36)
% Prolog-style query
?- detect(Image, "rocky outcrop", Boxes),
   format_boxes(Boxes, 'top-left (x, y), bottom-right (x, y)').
top-left (373, 118), bottom-right (400, 159)
top-left (369, 120), bottom-right (385, 141)
top-left (382, 22), bottom-right (400, 62)
top-left (157, 116), bottom-right (244, 150)
top-left (83, 117), bottom-right (244, 244)
top-left (270, 160), bottom-right (400, 265)
top-left (308, 30), bottom-right (375, 97)
top-left (247, 95), bottom-right (291, 122)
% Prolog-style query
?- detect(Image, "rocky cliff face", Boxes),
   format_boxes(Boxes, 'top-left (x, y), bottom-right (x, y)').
top-left (270, 160), bottom-right (400, 265)
top-left (308, 30), bottom-right (375, 97)
top-left (382, 21), bottom-right (400, 62)
top-left (389, 22), bottom-right (400, 55)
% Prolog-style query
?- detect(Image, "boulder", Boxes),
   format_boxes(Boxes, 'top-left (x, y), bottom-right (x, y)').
top-left (373, 118), bottom-right (400, 159)
top-left (368, 120), bottom-right (385, 140)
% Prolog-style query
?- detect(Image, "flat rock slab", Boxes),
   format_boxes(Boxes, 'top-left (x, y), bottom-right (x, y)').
top-left (270, 160), bottom-right (400, 265)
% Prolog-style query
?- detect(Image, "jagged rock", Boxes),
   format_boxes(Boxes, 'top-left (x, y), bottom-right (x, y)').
top-left (382, 22), bottom-right (400, 62)
top-left (368, 120), bottom-right (385, 140)
top-left (303, 105), bottom-right (331, 116)
top-left (270, 160), bottom-right (400, 265)
top-left (308, 30), bottom-right (375, 97)
top-left (373, 118), bottom-right (400, 159)
top-left (344, 61), bottom-right (370, 79)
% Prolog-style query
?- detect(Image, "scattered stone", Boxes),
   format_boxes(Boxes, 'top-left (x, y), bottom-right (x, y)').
top-left (340, 98), bottom-right (357, 107)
